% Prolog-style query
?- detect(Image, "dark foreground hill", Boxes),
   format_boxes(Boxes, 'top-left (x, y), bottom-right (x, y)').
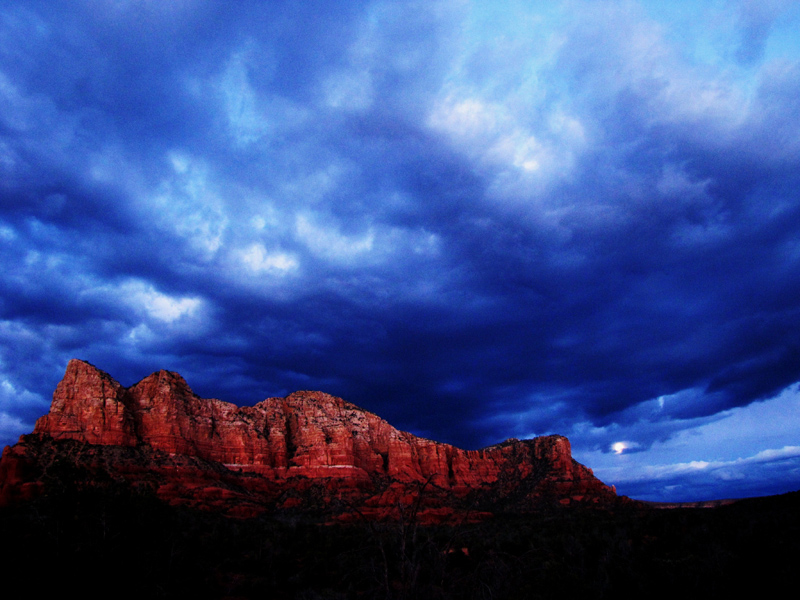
top-left (1, 480), bottom-right (797, 598)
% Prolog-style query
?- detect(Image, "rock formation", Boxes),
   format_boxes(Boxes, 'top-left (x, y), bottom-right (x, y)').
top-left (0, 359), bottom-right (623, 520)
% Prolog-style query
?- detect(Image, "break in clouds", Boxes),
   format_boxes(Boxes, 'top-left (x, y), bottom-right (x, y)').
top-left (2, 0), bottom-right (800, 501)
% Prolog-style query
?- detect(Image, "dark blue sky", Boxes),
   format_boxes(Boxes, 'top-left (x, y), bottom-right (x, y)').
top-left (2, 0), bottom-right (800, 502)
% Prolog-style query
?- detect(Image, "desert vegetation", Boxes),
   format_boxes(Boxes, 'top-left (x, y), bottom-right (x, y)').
top-left (1, 472), bottom-right (796, 599)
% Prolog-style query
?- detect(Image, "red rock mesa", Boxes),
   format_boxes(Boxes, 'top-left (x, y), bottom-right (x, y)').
top-left (0, 359), bottom-right (622, 520)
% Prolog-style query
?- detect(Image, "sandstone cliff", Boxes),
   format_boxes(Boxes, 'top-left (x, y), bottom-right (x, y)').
top-left (0, 359), bottom-right (622, 520)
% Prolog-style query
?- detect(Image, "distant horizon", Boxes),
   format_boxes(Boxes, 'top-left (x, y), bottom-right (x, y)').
top-left (8, 356), bottom-right (797, 505)
top-left (2, 1), bottom-right (800, 503)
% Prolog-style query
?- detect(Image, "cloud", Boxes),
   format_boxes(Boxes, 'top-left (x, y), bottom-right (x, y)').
top-left (579, 384), bottom-right (800, 500)
top-left (1, 1), bottom-right (800, 502)
top-left (428, 93), bottom-right (587, 199)
top-left (0, 361), bottom-right (50, 445)
top-left (734, 0), bottom-right (795, 64)
top-left (121, 281), bottom-right (202, 323)
top-left (239, 244), bottom-right (299, 274)
top-left (602, 445), bottom-right (800, 502)
top-left (295, 214), bottom-right (375, 262)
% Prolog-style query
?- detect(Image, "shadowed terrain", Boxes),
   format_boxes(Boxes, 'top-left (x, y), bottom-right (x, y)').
top-left (1, 360), bottom-right (797, 598)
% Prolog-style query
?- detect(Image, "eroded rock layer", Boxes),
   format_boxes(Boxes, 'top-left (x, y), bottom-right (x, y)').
top-left (1, 360), bottom-right (622, 520)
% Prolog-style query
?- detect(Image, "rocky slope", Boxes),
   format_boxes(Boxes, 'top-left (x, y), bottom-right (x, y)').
top-left (0, 359), bottom-right (623, 520)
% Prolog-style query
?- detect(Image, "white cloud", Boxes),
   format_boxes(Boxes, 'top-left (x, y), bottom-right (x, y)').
top-left (0, 411), bottom-right (28, 444)
top-left (151, 154), bottom-right (228, 257)
top-left (126, 322), bottom-right (154, 345)
top-left (144, 294), bottom-right (200, 323)
top-left (322, 69), bottom-right (373, 111)
top-left (169, 151), bottom-right (191, 174)
top-left (427, 89), bottom-right (587, 201)
top-left (115, 280), bottom-right (202, 323)
top-left (0, 376), bottom-right (48, 446)
top-left (240, 243), bottom-right (298, 273)
top-left (575, 383), bottom-right (800, 500)
top-left (428, 97), bottom-right (498, 137)
top-left (656, 163), bottom-right (712, 200)
top-left (215, 41), bottom-right (307, 148)
top-left (0, 377), bottom-right (48, 413)
top-left (295, 214), bottom-right (374, 261)
top-left (220, 45), bottom-right (271, 146)
top-left (595, 446), bottom-right (800, 485)
top-left (569, 2), bottom-right (754, 138)
top-left (611, 440), bottom-right (641, 455)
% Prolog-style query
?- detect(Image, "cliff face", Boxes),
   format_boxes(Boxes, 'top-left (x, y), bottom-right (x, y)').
top-left (1, 360), bottom-right (621, 519)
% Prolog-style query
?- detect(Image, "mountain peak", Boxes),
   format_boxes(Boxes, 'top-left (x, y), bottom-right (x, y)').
top-left (3, 360), bottom-right (626, 519)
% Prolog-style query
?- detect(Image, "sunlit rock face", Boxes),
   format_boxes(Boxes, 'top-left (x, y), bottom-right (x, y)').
top-left (1, 360), bottom-right (623, 520)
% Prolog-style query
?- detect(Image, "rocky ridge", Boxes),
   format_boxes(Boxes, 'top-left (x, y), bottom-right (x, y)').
top-left (0, 359), bottom-right (623, 520)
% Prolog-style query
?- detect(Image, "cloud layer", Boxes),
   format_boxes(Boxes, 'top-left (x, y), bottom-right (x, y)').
top-left (2, 0), bottom-right (800, 501)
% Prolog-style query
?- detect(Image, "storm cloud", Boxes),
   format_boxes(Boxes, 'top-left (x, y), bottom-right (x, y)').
top-left (2, 0), bottom-right (800, 501)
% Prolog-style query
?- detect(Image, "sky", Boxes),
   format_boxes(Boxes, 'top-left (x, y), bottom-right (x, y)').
top-left (2, 0), bottom-right (800, 503)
